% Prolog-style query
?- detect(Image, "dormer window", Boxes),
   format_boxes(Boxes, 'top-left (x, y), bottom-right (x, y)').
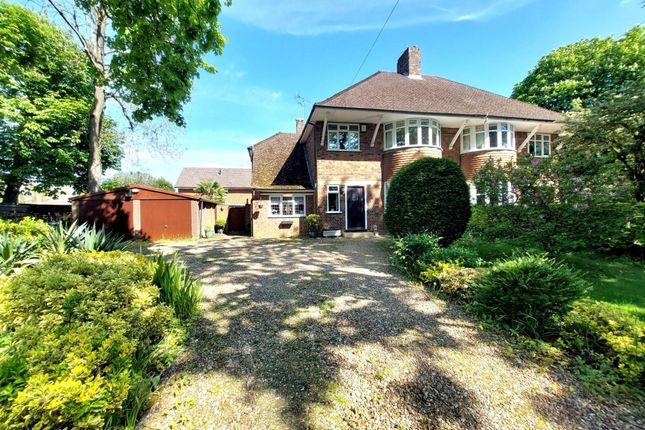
top-left (461, 122), bottom-right (515, 153)
top-left (327, 124), bottom-right (360, 151)
top-left (384, 118), bottom-right (441, 150)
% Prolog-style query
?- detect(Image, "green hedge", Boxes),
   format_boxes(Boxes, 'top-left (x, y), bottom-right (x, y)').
top-left (0, 251), bottom-right (184, 428)
top-left (384, 158), bottom-right (471, 245)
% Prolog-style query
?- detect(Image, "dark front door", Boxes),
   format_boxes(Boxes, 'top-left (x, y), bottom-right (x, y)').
top-left (346, 186), bottom-right (366, 231)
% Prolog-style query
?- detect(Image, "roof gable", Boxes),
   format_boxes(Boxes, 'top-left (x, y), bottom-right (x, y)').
top-left (317, 71), bottom-right (562, 122)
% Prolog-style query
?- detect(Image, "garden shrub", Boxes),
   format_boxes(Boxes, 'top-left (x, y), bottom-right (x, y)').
top-left (0, 251), bottom-right (183, 428)
top-left (41, 221), bottom-right (131, 254)
top-left (384, 158), bottom-right (471, 245)
top-left (420, 262), bottom-right (485, 303)
top-left (419, 244), bottom-right (484, 269)
top-left (0, 234), bottom-right (38, 275)
top-left (471, 254), bottom-right (587, 339)
top-left (151, 253), bottom-right (202, 322)
top-left (559, 299), bottom-right (644, 390)
top-left (0, 217), bottom-right (50, 247)
top-left (390, 234), bottom-right (441, 277)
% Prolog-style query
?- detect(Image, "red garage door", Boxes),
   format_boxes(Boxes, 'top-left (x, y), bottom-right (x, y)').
top-left (140, 200), bottom-right (192, 240)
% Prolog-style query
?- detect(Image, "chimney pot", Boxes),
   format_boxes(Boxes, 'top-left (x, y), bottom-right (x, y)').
top-left (295, 118), bottom-right (305, 134)
top-left (397, 46), bottom-right (421, 78)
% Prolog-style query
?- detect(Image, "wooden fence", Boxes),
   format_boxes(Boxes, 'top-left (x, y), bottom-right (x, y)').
top-left (0, 204), bottom-right (71, 222)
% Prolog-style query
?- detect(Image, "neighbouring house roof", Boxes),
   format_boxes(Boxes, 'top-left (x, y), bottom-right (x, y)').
top-left (69, 184), bottom-right (218, 204)
top-left (175, 167), bottom-right (252, 189)
top-left (316, 71), bottom-right (563, 122)
top-left (248, 132), bottom-right (312, 190)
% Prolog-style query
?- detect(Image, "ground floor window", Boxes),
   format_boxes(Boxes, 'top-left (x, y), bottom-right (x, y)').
top-left (469, 182), bottom-right (515, 205)
top-left (269, 195), bottom-right (306, 217)
top-left (327, 185), bottom-right (340, 213)
top-left (383, 181), bottom-right (390, 209)
top-left (528, 133), bottom-right (551, 157)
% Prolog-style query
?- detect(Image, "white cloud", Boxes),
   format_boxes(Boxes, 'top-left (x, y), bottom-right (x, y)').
top-left (223, 0), bottom-right (533, 35)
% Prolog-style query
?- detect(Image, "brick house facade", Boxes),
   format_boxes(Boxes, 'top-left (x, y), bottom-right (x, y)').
top-left (248, 46), bottom-right (562, 238)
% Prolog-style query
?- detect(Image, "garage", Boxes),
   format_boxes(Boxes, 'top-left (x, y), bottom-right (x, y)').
top-left (70, 185), bottom-right (216, 240)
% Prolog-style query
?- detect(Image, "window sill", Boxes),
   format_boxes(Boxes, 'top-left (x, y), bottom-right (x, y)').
top-left (384, 145), bottom-right (442, 152)
top-left (327, 149), bottom-right (361, 152)
top-left (268, 215), bottom-right (306, 218)
top-left (326, 211), bottom-right (342, 214)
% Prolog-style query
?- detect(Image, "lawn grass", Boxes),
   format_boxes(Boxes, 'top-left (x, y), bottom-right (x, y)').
top-left (459, 236), bottom-right (645, 321)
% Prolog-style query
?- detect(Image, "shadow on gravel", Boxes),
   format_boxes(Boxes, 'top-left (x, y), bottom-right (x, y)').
top-left (139, 237), bottom-right (623, 429)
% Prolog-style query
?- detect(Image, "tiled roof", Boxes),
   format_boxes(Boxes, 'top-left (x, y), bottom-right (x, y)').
top-left (250, 133), bottom-right (312, 190)
top-left (175, 167), bottom-right (251, 189)
top-left (317, 72), bottom-right (562, 122)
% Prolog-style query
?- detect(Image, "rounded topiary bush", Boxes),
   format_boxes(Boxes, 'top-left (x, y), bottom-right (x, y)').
top-left (471, 254), bottom-right (587, 338)
top-left (384, 157), bottom-right (471, 245)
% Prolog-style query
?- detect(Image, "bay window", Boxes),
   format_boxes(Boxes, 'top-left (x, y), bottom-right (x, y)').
top-left (269, 195), bottom-right (306, 217)
top-left (327, 185), bottom-right (340, 213)
top-left (461, 122), bottom-right (515, 153)
top-left (328, 123), bottom-right (360, 151)
top-left (528, 134), bottom-right (551, 157)
top-left (384, 118), bottom-right (441, 149)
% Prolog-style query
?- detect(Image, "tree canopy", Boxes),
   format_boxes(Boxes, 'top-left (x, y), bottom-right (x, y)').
top-left (0, 2), bottom-right (121, 203)
top-left (194, 180), bottom-right (227, 203)
top-left (101, 171), bottom-right (174, 191)
top-left (511, 25), bottom-right (644, 112)
top-left (42, 0), bottom-right (230, 192)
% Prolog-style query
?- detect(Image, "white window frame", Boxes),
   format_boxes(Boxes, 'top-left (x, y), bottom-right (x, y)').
top-left (383, 181), bottom-right (390, 210)
top-left (461, 122), bottom-right (515, 153)
top-left (326, 185), bottom-right (341, 213)
top-left (384, 118), bottom-right (441, 150)
top-left (528, 133), bottom-right (551, 157)
top-left (327, 123), bottom-right (360, 152)
top-left (268, 195), bottom-right (306, 217)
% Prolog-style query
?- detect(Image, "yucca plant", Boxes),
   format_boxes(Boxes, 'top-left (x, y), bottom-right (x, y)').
top-left (0, 233), bottom-right (38, 275)
top-left (40, 221), bottom-right (84, 254)
top-left (78, 224), bottom-right (132, 252)
top-left (150, 254), bottom-right (202, 322)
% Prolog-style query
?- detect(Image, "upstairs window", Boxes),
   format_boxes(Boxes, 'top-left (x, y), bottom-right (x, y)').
top-left (269, 195), bottom-right (306, 217)
top-left (327, 185), bottom-right (340, 213)
top-left (328, 124), bottom-right (359, 151)
top-left (528, 134), bottom-right (551, 157)
top-left (461, 122), bottom-right (515, 153)
top-left (384, 118), bottom-right (441, 150)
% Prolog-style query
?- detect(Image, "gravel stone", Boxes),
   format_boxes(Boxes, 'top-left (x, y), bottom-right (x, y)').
top-left (137, 236), bottom-right (643, 430)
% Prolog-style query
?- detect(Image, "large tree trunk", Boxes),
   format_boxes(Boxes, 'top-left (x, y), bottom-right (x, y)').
top-left (88, 83), bottom-right (105, 193)
top-left (86, 8), bottom-right (107, 193)
top-left (2, 182), bottom-right (21, 204)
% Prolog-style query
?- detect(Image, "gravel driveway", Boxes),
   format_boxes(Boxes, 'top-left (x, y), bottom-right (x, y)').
top-left (138, 236), bottom-right (640, 430)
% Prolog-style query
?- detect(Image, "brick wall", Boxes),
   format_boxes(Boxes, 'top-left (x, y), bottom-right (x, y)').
top-left (382, 146), bottom-right (441, 182)
top-left (251, 192), bottom-right (314, 238)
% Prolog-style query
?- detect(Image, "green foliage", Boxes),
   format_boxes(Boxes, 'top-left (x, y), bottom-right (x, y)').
top-left (559, 300), bottom-right (644, 392)
top-left (0, 252), bottom-right (182, 428)
top-left (384, 158), bottom-right (471, 245)
top-left (391, 234), bottom-right (483, 278)
top-left (471, 152), bottom-right (640, 252)
top-left (420, 262), bottom-right (485, 303)
top-left (471, 254), bottom-right (587, 339)
top-left (305, 214), bottom-right (321, 231)
top-left (101, 171), bottom-right (174, 191)
top-left (0, 217), bottom-right (50, 244)
top-left (194, 180), bottom-right (227, 203)
top-left (390, 234), bottom-right (441, 277)
top-left (151, 254), bottom-right (202, 322)
top-left (0, 234), bottom-right (37, 275)
top-left (0, 2), bottom-right (121, 203)
top-left (215, 218), bottom-right (226, 229)
top-left (41, 222), bottom-right (131, 254)
top-left (559, 81), bottom-right (645, 202)
top-left (512, 25), bottom-right (645, 112)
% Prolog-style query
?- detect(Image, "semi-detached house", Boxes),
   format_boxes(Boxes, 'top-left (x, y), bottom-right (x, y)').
top-left (248, 46), bottom-right (563, 238)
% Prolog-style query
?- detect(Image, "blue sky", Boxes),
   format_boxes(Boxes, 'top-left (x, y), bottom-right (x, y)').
top-left (114, 0), bottom-right (643, 184)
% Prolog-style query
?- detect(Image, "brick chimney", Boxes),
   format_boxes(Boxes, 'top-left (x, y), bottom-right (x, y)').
top-left (295, 118), bottom-right (304, 134)
top-left (397, 46), bottom-right (421, 78)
